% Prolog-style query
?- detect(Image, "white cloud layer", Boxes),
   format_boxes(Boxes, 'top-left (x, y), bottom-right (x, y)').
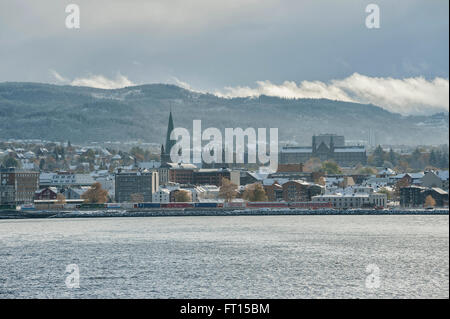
top-left (51, 71), bottom-right (135, 89)
top-left (71, 74), bottom-right (134, 89)
top-left (214, 73), bottom-right (449, 115)
top-left (51, 70), bottom-right (449, 115)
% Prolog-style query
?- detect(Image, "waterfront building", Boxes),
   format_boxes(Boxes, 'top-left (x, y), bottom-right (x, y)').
top-left (152, 188), bottom-right (171, 203)
top-left (39, 171), bottom-right (94, 188)
top-left (61, 186), bottom-right (90, 200)
top-left (312, 192), bottom-right (387, 209)
top-left (115, 170), bottom-right (159, 203)
top-left (193, 168), bottom-right (240, 187)
top-left (389, 172), bottom-right (424, 186)
top-left (421, 188), bottom-right (449, 207)
top-left (400, 186), bottom-right (427, 207)
top-left (168, 163), bottom-right (197, 184)
top-left (261, 179), bottom-right (323, 202)
top-left (282, 180), bottom-right (324, 202)
top-left (34, 187), bottom-right (58, 201)
top-left (0, 168), bottom-right (39, 205)
top-left (263, 181), bottom-right (284, 202)
top-left (400, 186), bottom-right (449, 207)
top-left (167, 163), bottom-right (240, 187)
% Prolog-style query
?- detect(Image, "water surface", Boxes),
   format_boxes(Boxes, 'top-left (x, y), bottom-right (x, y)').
top-left (0, 215), bottom-right (448, 298)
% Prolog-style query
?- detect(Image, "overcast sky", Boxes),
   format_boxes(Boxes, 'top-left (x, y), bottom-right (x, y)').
top-left (0, 0), bottom-right (448, 115)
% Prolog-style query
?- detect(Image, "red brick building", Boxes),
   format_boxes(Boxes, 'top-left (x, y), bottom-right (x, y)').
top-left (34, 187), bottom-right (58, 200)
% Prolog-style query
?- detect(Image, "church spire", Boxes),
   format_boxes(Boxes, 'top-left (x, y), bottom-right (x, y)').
top-left (161, 111), bottom-right (175, 165)
top-left (165, 111), bottom-right (175, 155)
top-left (312, 135), bottom-right (317, 153)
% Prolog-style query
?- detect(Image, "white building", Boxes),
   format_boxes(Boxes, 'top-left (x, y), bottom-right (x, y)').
top-left (152, 188), bottom-right (171, 203)
top-left (195, 185), bottom-right (221, 201)
top-left (39, 172), bottom-right (95, 188)
top-left (312, 192), bottom-right (387, 209)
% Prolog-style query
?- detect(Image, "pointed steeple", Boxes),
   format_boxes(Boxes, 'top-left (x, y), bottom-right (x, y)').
top-left (312, 135), bottom-right (317, 153)
top-left (165, 111), bottom-right (175, 156)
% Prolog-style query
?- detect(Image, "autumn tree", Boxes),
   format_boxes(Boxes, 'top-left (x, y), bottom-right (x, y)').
top-left (396, 160), bottom-right (410, 173)
top-left (303, 157), bottom-right (322, 173)
top-left (320, 161), bottom-right (342, 174)
top-left (356, 166), bottom-right (377, 175)
top-left (316, 176), bottom-right (326, 186)
top-left (218, 178), bottom-right (238, 202)
top-left (81, 182), bottom-right (109, 204)
top-left (424, 195), bottom-right (436, 207)
top-left (174, 190), bottom-right (192, 202)
top-left (56, 193), bottom-right (66, 204)
top-left (242, 183), bottom-right (268, 202)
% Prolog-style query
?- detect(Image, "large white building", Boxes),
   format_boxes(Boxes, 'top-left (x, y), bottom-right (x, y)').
top-left (312, 192), bottom-right (387, 209)
top-left (39, 172), bottom-right (95, 188)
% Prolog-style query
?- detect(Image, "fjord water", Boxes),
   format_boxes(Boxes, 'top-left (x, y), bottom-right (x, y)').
top-left (0, 215), bottom-right (448, 298)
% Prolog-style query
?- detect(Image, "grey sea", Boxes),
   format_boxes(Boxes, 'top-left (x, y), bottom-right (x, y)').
top-left (0, 215), bottom-right (448, 299)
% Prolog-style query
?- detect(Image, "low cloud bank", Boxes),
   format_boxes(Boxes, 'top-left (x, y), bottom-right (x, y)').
top-left (50, 70), bottom-right (134, 89)
top-left (214, 73), bottom-right (449, 115)
top-left (50, 70), bottom-right (449, 115)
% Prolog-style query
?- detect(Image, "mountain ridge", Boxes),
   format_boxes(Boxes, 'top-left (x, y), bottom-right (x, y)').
top-left (0, 82), bottom-right (448, 145)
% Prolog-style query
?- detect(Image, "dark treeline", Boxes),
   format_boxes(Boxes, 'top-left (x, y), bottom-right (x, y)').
top-left (368, 145), bottom-right (449, 171)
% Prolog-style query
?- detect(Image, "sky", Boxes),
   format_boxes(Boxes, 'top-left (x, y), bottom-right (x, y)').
top-left (0, 0), bottom-right (448, 115)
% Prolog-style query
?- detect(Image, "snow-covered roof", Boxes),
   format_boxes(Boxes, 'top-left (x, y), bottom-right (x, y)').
top-left (437, 170), bottom-right (449, 181)
top-left (138, 161), bottom-right (161, 169)
top-left (392, 172), bottom-right (424, 180)
top-left (280, 147), bottom-right (312, 153)
top-left (247, 171), bottom-right (269, 180)
top-left (24, 151), bottom-right (36, 159)
top-left (430, 187), bottom-right (448, 195)
top-left (262, 178), bottom-right (289, 186)
top-left (333, 147), bottom-right (365, 153)
top-left (313, 194), bottom-right (370, 198)
top-left (69, 187), bottom-right (90, 196)
top-left (167, 162), bottom-right (197, 169)
top-left (156, 188), bottom-right (171, 194)
top-left (378, 168), bottom-right (395, 175)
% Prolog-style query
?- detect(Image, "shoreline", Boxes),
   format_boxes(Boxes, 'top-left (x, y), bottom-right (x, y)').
top-left (0, 208), bottom-right (448, 219)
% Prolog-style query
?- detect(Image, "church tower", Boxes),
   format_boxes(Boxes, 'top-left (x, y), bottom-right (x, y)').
top-left (329, 135), bottom-right (335, 160)
top-left (161, 111), bottom-right (175, 165)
